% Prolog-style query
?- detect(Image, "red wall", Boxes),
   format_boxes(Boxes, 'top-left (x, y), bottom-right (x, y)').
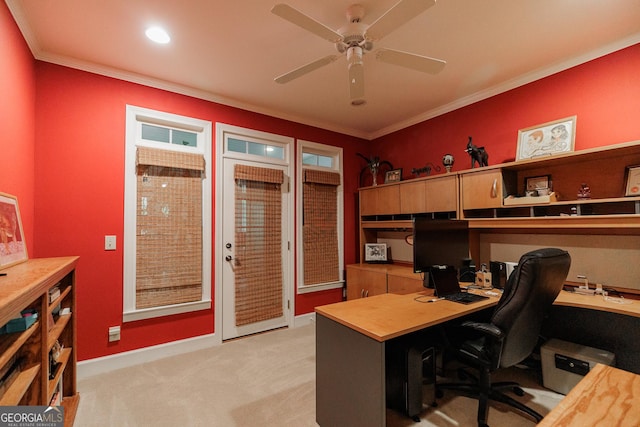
top-left (33, 63), bottom-right (368, 360)
top-left (3, 0), bottom-right (639, 361)
top-left (0, 3), bottom-right (36, 249)
top-left (372, 44), bottom-right (640, 175)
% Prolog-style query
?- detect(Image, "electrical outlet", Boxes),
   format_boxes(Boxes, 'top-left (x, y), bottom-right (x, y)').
top-left (108, 326), bottom-right (121, 342)
top-left (105, 235), bottom-right (116, 251)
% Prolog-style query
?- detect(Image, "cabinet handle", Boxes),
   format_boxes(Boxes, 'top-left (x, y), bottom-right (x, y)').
top-left (365, 290), bottom-right (369, 297)
top-left (491, 179), bottom-right (497, 198)
top-left (361, 289), bottom-right (365, 298)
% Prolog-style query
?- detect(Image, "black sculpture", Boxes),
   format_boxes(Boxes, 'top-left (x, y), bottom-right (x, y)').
top-left (465, 137), bottom-right (488, 168)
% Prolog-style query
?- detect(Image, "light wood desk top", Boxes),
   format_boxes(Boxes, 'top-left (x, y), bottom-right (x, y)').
top-left (553, 290), bottom-right (640, 317)
top-left (538, 364), bottom-right (640, 427)
top-left (315, 290), bottom-right (499, 342)
top-left (315, 288), bottom-right (640, 343)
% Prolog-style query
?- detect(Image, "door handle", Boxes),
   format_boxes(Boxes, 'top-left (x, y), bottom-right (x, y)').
top-left (225, 255), bottom-right (233, 262)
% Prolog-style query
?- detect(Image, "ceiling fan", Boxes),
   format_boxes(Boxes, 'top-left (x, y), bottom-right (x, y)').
top-left (271, 0), bottom-right (446, 106)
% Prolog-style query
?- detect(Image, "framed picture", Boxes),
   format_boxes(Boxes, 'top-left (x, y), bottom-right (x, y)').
top-left (525, 175), bottom-right (551, 195)
top-left (364, 243), bottom-right (388, 263)
top-left (0, 193), bottom-right (28, 269)
top-left (384, 168), bottom-right (402, 184)
top-left (516, 116), bottom-right (576, 160)
top-left (624, 165), bottom-right (640, 197)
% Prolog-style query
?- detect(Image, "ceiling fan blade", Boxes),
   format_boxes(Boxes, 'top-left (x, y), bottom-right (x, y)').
top-left (348, 61), bottom-right (365, 106)
top-left (271, 4), bottom-right (343, 43)
top-left (275, 55), bottom-right (339, 84)
top-left (376, 48), bottom-right (446, 74)
top-left (365, 0), bottom-right (436, 41)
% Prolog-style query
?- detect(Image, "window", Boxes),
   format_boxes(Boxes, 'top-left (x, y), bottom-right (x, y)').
top-left (296, 140), bottom-right (344, 294)
top-left (123, 106), bottom-right (212, 321)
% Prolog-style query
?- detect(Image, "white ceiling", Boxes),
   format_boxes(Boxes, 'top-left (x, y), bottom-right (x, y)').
top-left (7, 0), bottom-right (640, 140)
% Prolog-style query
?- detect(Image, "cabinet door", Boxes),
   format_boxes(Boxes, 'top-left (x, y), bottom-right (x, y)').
top-left (387, 274), bottom-right (423, 294)
top-left (360, 186), bottom-right (400, 216)
top-left (360, 188), bottom-right (377, 216)
top-left (400, 181), bottom-right (426, 214)
top-left (346, 266), bottom-right (387, 300)
top-left (425, 175), bottom-right (458, 213)
top-left (461, 170), bottom-right (503, 209)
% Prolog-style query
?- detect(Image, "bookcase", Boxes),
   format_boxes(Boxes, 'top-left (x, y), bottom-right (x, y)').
top-left (0, 257), bottom-right (79, 425)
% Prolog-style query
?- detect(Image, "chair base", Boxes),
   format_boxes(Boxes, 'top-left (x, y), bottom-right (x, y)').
top-left (437, 375), bottom-right (543, 427)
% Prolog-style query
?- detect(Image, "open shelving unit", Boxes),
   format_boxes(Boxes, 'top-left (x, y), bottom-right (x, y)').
top-left (350, 141), bottom-right (640, 299)
top-left (0, 257), bottom-right (79, 426)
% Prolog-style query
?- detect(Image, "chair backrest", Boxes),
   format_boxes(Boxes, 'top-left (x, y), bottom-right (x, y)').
top-left (491, 248), bottom-right (571, 368)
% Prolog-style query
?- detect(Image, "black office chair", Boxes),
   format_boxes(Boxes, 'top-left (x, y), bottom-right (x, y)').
top-left (437, 248), bottom-right (571, 427)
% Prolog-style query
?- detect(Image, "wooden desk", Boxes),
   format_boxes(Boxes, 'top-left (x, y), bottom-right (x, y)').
top-left (538, 364), bottom-right (640, 426)
top-left (553, 290), bottom-right (640, 317)
top-left (315, 290), bottom-right (499, 427)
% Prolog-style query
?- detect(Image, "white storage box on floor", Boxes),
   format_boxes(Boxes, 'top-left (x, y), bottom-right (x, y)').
top-left (541, 338), bottom-right (615, 395)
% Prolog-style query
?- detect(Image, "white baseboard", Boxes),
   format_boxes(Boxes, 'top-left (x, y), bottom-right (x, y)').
top-left (78, 314), bottom-right (316, 380)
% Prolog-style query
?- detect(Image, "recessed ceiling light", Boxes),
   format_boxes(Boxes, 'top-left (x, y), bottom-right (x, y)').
top-left (145, 26), bottom-right (170, 44)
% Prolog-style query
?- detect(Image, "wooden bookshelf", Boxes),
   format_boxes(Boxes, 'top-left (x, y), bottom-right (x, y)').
top-left (0, 257), bottom-right (79, 425)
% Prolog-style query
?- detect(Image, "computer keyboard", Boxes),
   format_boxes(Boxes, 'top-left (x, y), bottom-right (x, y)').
top-left (444, 292), bottom-right (489, 304)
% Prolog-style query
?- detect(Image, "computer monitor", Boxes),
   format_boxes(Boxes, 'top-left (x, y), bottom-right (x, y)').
top-left (412, 218), bottom-right (470, 278)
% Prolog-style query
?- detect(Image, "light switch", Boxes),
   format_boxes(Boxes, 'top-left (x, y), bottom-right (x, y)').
top-left (105, 235), bottom-right (116, 251)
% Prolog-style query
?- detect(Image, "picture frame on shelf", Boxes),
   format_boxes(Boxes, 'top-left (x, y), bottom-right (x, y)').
top-left (384, 168), bottom-right (402, 184)
top-left (364, 243), bottom-right (388, 263)
top-left (516, 116), bottom-right (576, 160)
top-left (525, 175), bottom-right (551, 196)
top-left (0, 192), bottom-right (28, 269)
top-left (624, 165), bottom-right (640, 196)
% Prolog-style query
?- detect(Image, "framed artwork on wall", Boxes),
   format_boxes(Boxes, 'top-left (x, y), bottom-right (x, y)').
top-left (516, 116), bottom-right (576, 160)
top-left (0, 193), bottom-right (28, 269)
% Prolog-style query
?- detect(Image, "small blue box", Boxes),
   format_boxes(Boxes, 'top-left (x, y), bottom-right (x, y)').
top-left (1, 309), bottom-right (38, 334)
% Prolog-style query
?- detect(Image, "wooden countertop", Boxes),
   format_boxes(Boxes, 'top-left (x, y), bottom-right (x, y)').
top-left (0, 257), bottom-right (79, 326)
top-left (315, 290), bottom-right (498, 342)
top-left (316, 285), bottom-right (640, 343)
top-left (553, 290), bottom-right (640, 317)
top-left (538, 364), bottom-right (640, 426)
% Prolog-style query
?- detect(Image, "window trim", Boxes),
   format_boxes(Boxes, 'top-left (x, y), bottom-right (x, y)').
top-left (123, 105), bottom-right (212, 322)
top-left (296, 140), bottom-right (344, 294)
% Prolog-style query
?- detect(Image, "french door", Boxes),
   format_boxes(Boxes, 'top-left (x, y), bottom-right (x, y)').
top-left (221, 157), bottom-right (291, 340)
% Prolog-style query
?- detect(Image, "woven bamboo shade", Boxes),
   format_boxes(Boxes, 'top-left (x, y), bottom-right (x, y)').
top-left (234, 165), bottom-right (284, 326)
top-left (135, 147), bottom-right (204, 309)
top-left (303, 169), bottom-right (340, 285)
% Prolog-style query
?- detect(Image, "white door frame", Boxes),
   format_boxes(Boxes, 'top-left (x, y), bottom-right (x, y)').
top-left (214, 123), bottom-right (294, 342)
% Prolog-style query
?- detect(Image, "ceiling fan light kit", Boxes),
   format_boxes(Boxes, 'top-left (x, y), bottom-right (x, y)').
top-left (271, 0), bottom-right (446, 106)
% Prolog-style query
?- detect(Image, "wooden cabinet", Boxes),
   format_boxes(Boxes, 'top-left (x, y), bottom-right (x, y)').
top-left (386, 267), bottom-right (424, 294)
top-left (360, 185), bottom-right (400, 216)
top-left (425, 174), bottom-right (458, 213)
top-left (346, 265), bottom-right (387, 300)
top-left (458, 141), bottom-right (640, 228)
top-left (346, 264), bottom-right (423, 300)
top-left (0, 257), bottom-right (79, 425)
top-left (461, 169), bottom-right (504, 210)
top-left (399, 181), bottom-right (425, 214)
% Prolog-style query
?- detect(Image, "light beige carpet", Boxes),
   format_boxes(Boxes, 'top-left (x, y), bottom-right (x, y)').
top-left (76, 323), bottom-right (563, 426)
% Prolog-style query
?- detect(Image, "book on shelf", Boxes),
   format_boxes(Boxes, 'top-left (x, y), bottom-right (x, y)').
top-left (49, 286), bottom-right (61, 303)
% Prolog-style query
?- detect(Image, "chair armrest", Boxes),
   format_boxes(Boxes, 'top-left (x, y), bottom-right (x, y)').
top-left (460, 321), bottom-right (504, 340)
